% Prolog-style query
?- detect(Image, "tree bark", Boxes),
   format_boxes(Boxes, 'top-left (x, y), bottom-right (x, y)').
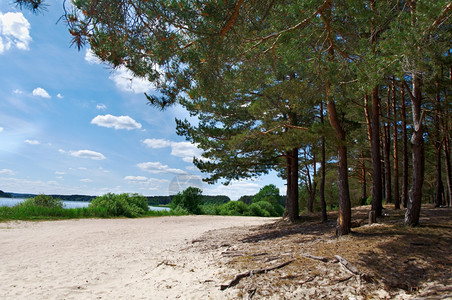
top-left (404, 74), bottom-right (424, 227)
top-left (444, 138), bottom-right (452, 207)
top-left (305, 151), bottom-right (316, 213)
top-left (327, 100), bottom-right (351, 235)
top-left (434, 82), bottom-right (444, 207)
top-left (401, 83), bottom-right (409, 208)
top-left (285, 148), bottom-right (299, 222)
top-left (320, 101), bottom-right (328, 222)
top-left (384, 84), bottom-right (392, 204)
top-left (360, 150), bottom-right (367, 200)
top-left (392, 78), bottom-right (400, 209)
top-left (371, 86), bottom-right (383, 217)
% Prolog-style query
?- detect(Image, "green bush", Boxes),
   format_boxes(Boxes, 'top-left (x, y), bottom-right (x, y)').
top-left (251, 185), bottom-right (284, 217)
top-left (219, 201), bottom-right (250, 216)
top-left (201, 203), bottom-right (221, 215)
top-left (170, 187), bottom-right (203, 214)
top-left (248, 202), bottom-right (270, 217)
top-left (20, 194), bottom-right (63, 208)
top-left (90, 193), bottom-right (149, 218)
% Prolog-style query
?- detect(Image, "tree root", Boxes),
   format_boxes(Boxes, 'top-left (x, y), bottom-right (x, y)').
top-left (220, 260), bottom-right (294, 290)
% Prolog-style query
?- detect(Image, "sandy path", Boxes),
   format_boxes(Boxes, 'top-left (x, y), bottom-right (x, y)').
top-left (0, 216), bottom-right (275, 299)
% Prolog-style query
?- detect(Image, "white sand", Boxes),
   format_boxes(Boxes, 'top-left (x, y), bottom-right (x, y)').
top-left (0, 216), bottom-right (275, 299)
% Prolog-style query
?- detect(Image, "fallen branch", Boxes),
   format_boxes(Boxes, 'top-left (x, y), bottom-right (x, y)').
top-left (334, 255), bottom-right (373, 282)
top-left (300, 276), bottom-right (315, 285)
top-left (301, 253), bottom-right (329, 263)
top-left (336, 275), bottom-right (354, 283)
top-left (156, 260), bottom-right (177, 268)
top-left (220, 260), bottom-right (294, 290)
top-left (335, 255), bottom-right (360, 275)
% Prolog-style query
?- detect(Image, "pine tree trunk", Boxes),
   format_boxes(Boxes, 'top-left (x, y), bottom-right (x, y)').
top-left (434, 83), bottom-right (444, 207)
top-left (361, 150), bottom-right (367, 200)
top-left (371, 86), bottom-right (383, 217)
top-left (285, 148), bottom-right (299, 222)
top-left (384, 85), bottom-right (392, 204)
top-left (327, 100), bottom-right (351, 235)
top-left (320, 101), bottom-right (327, 222)
top-left (444, 139), bottom-right (452, 207)
top-left (405, 75), bottom-right (424, 227)
top-left (401, 84), bottom-right (409, 208)
top-left (392, 78), bottom-right (400, 209)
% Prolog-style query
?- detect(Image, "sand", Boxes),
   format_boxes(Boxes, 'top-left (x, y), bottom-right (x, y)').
top-left (0, 216), bottom-right (276, 299)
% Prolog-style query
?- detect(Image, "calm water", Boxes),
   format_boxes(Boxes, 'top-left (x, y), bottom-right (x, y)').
top-left (0, 198), bottom-right (169, 211)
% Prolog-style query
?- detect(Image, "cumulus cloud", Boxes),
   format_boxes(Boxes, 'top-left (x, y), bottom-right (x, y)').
top-left (57, 93), bottom-right (63, 99)
top-left (124, 176), bottom-right (148, 182)
top-left (13, 89), bottom-right (23, 94)
top-left (85, 48), bottom-right (102, 64)
top-left (85, 49), bottom-right (160, 94)
top-left (0, 12), bottom-right (31, 54)
top-left (96, 103), bottom-right (107, 110)
top-left (142, 138), bottom-right (172, 149)
top-left (80, 178), bottom-right (93, 183)
top-left (137, 161), bottom-right (185, 175)
top-left (55, 171), bottom-right (66, 175)
top-left (91, 114), bottom-right (142, 130)
top-left (69, 150), bottom-right (106, 160)
top-left (24, 139), bottom-right (40, 145)
top-left (0, 169), bottom-right (15, 176)
top-left (109, 66), bottom-right (156, 94)
top-left (205, 180), bottom-right (261, 200)
top-left (143, 138), bottom-right (203, 163)
top-left (32, 87), bottom-right (51, 98)
top-left (0, 127), bottom-right (3, 133)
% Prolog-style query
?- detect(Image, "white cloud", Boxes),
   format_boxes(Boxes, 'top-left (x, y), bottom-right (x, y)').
top-left (109, 66), bottom-right (155, 94)
top-left (137, 161), bottom-right (185, 175)
top-left (143, 138), bottom-right (203, 163)
top-left (0, 169), bottom-right (15, 176)
top-left (96, 103), bottom-right (107, 110)
top-left (55, 171), bottom-right (66, 175)
top-left (57, 93), bottom-right (63, 99)
top-left (25, 139), bottom-right (40, 145)
top-left (171, 142), bottom-right (203, 163)
top-left (142, 138), bottom-right (172, 149)
top-left (205, 180), bottom-right (261, 200)
top-left (13, 89), bottom-right (23, 94)
top-left (0, 127), bottom-right (3, 133)
top-left (0, 12), bottom-right (31, 54)
top-left (85, 49), bottom-right (160, 94)
top-left (124, 176), bottom-right (148, 182)
top-left (85, 48), bottom-right (102, 64)
top-left (69, 150), bottom-right (106, 160)
top-left (32, 87), bottom-right (51, 98)
top-left (91, 114), bottom-right (142, 130)
top-left (80, 178), bottom-right (93, 183)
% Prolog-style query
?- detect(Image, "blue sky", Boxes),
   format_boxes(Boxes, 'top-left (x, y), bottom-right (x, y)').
top-left (0, 0), bottom-right (285, 199)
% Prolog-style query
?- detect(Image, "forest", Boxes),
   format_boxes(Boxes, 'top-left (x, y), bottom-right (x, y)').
top-left (16, 0), bottom-right (451, 236)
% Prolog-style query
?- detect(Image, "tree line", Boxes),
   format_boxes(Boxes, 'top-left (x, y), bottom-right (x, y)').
top-left (16, 0), bottom-right (451, 235)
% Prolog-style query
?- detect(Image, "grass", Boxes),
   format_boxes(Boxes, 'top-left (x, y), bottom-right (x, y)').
top-left (0, 204), bottom-right (180, 221)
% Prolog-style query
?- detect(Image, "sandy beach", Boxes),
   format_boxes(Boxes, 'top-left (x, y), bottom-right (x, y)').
top-left (0, 216), bottom-right (276, 299)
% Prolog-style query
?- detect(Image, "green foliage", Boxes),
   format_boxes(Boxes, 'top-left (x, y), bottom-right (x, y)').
top-left (252, 185), bottom-right (284, 217)
top-left (170, 187), bottom-right (203, 214)
top-left (90, 193), bottom-right (149, 218)
top-left (21, 194), bottom-right (63, 208)
top-left (218, 201), bottom-right (250, 216)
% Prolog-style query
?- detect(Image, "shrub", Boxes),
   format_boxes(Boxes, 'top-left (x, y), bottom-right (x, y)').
top-left (90, 193), bottom-right (149, 217)
top-left (170, 187), bottom-right (203, 214)
top-left (21, 194), bottom-right (63, 208)
top-left (251, 185), bottom-right (284, 217)
top-left (219, 201), bottom-right (249, 216)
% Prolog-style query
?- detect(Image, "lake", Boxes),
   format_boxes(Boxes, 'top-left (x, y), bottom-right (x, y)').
top-left (0, 198), bottom-right (170, 211)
